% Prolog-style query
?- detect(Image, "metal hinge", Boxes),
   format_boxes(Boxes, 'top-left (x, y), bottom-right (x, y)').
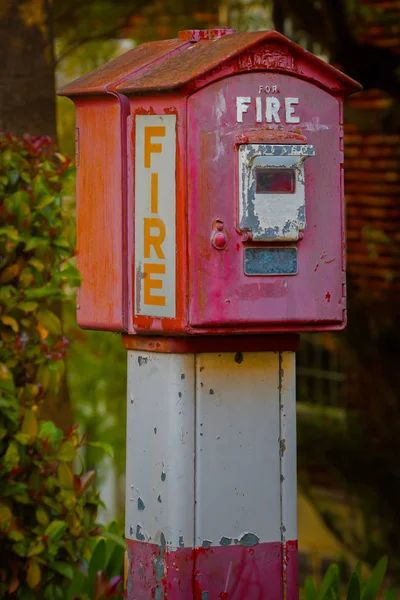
top-left (341, 270), bottom-right (347, 307)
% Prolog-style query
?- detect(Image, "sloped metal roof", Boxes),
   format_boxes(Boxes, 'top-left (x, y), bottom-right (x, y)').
top-left (58, 30), bottom-right (361, 99)
top-left (57, 38), bottom-right (188, 97)
top-left (116, 30), bottom-right (361, 95)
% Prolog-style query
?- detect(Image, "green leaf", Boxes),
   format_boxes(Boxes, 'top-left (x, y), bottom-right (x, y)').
top-left (0, 501), bottom-right (12, 526)
top-left (320, 564), bottom-right (340, 600)
top-left (19, 301), bottom-right (39, 312)
top-left (36, 195), bottom-right (56, 210)
top-left (105, 544), bottom-right (125, 578)
top-left (0, 226), bottom-right (19, 241)
top-left (21, 408), bottom-right (38, 442)
top-left (88, 539), bottom-right (106, 591)
top-left (86, 441), bottom-right (114, 457)
top-left (38, 421), bottom-right (63, 445)
top-left (27, 541), bottom-right (45, 557)
top-left (8, 169), bottom-right (19, 185)
top-left (347, 573), bottom-right (361, 600)
top-left (53, 238), bottom-right (70, 249)
top-left (36, 309), bottom-right (62, 336)
top-left (8, 530), bottom-right (24, 542)
top-left (385, 588), bottom-right (397, 600)
top-left (305, 576), bottom-right (319, 600)
top-left (27, 258), bottom-right (44, 272)
top-left (362, 557), bottom-right (388, 600)
top-left (64, 569), bottom-right (87, 600)
top-left (36, 507), bottom-right (49, 527)
top-left (1, 315), bottom-right (19, 332)
top-left (26, 560), bottom-right (41, 589)
top-left (14, 433), bottom-right (31, 445)
top-left (24, 237), bottom-right (47, 251)
top-left (4, 439), bottom-right (20, 467)
top-left (44, 583), bottom-right (65, 600)
top-left (44, 520), bottom-right (67, 541)
top-left (101, 531), bottom-right (126, 551)
top-left (25, 285), bottom-right (63, 300)
top-left (0, 363), bottom-right (15, 392)
top-left (13, 540), bottom-right (29, 557)
top-left (2, 482), bottom-right (28, 497)
top-left (56, 441), bottom-right (77, 461)
top-left (51, 561), bottom-right (73, 579)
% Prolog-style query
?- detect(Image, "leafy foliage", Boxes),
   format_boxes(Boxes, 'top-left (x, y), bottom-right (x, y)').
top-left (0, 135), bottom-right (104, 598)
top-left (303, 557), bottom-right (396, 600)
top-left (65, 522), bottom-right (125, 599)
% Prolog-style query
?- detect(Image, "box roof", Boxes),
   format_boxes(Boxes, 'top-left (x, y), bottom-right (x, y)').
top-left (58, 30), bottom-right (361, 99)
top-left (57, 38), bottom-right (188, 97)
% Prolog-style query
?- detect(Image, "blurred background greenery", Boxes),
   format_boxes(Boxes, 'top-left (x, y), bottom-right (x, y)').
top-left (1, 0), bottom-right (400, 587)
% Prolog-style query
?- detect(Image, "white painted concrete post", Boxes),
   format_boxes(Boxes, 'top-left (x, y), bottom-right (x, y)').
top-left (125, 350), bottom-right (297, 600)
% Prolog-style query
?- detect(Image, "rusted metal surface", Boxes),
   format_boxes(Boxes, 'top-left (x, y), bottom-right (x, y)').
top-left (73, 96), bottom-right (127, 331)
top-left (187, 72), bottom-right (347, 330)
top-left (117, 30), bottom-right (361, 95)
top-left (121, 334), bottom-right (300, 353)
top-left (178, 27), bottom-right (237, 42)
top-left (57, 39), bottom-right (188, 97)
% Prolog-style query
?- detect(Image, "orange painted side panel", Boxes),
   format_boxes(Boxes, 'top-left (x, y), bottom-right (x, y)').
top-left (75, 97), bottom-right (126, 331)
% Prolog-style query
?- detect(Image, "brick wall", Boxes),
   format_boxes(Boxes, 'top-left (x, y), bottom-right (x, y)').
top-left (344, 0), bottom-right (400, 296)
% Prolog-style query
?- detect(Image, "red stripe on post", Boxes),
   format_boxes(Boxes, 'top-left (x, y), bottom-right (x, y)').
top-left (126, 539), bottom-right (298, 599)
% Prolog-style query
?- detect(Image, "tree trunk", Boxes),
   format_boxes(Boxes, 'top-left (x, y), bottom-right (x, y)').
top-left (0, 0), bottom-right (73, 430)
top-left (0, 0), bottom-right (56, 137)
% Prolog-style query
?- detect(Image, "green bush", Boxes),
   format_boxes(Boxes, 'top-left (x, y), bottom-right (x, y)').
top-left (0, 135), bottom-right (108, 598)
top-left (303, 557), bottom-right (397, 600)
top-left (65, 522), bottom-right (125, 600)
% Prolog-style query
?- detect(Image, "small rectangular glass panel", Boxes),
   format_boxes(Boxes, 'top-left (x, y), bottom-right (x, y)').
top-left (245, 247), bottom-right (298, 276)
top-left (255, 168), bottom-right (295, 194)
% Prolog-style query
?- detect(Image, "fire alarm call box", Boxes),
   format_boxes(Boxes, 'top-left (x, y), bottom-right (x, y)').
top-left (58, 29), bottom-right (361, 336)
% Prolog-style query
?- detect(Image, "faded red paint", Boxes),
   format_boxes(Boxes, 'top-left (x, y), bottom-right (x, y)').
top-left (58, 39), bottom-right (190, 332)
top-left (73, 96), bottom-right (127, 331)
top-left (58, 30), bottom-right (361, 336)
top-left (187, 72), bottom-right (347, 331)
top-left (117, 31), bottom-right (360, 96)
top-left (121, 333), bottom-right (300, 353)
top-left (126, 539), bottom-right (298, 600)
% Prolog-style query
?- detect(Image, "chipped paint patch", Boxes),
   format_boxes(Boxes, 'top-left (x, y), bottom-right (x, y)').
top-left (234, 352), bottom-right (243, 364)
top-left (239, 144), bottom-right (314, 241)
top-left (136, 524), bottom-right (145, 541)
top-left (219, 536), bottom-right (233, 546)
top-left (138, 497), bottom-right (145, 511)
top-left (238, 532), bottom-right (260, 547)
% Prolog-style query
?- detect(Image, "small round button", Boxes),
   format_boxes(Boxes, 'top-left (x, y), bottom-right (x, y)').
top-left (213, 232), bottom-right (228, 249)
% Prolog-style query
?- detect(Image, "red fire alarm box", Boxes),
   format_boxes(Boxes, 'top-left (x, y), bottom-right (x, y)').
top-left (58, 29), bottom-right (361, 336)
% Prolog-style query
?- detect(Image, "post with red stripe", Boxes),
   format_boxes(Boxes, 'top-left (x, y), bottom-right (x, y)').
top-left (123, 340), bottom-right (299, 600)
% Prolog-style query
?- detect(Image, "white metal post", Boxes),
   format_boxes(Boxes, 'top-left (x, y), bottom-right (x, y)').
top-left (125, 350), bottom-right (297, 600)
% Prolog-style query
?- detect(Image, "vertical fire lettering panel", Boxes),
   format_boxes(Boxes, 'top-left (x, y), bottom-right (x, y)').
top-left (134, 115), bottom-right (177, 319)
